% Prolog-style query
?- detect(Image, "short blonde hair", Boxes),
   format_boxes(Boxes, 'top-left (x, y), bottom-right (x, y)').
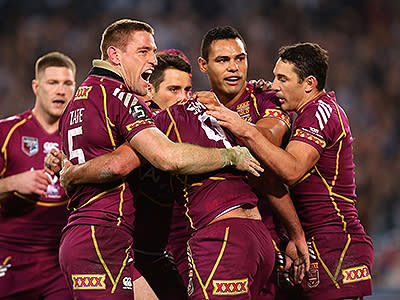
top-left (35, 51), bottom-right (76, 79)
top-left (100, 19), bottom-right (154, 60)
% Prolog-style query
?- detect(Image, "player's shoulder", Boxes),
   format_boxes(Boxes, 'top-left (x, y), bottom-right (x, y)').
top-left (0, 110), bottom-right (31, 128)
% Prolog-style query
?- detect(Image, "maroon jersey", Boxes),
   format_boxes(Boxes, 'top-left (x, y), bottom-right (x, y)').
top-left (0, 111), bottom-right (68, 252)
top-left (154, 98), bottom-right (258, 231)
top-left (290, 91), bottom-right (365, 236)
top-left (59, 65), bottom-right (155, 234)
top-left (228, 82), bottom-right (292, 245)
top-left (228, 82), bottom-right (292, 128)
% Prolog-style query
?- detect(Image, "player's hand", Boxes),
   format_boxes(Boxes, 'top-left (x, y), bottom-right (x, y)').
top-left (284, 238), bottom-right (310, 284)
top-left (249, 79), bottom-right (272, 91)
top-left (44, 148), bottom-right (62, 175)
top-left (229, 146), bottom-right (264, 177)
top-left (9, 169), bottom-right (51, 197)
top-left (59, 159), bottom-right (77, 196)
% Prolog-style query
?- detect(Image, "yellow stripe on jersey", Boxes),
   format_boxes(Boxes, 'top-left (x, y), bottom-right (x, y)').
top-left (311, 234), bottom-right (351, 289)
top-left (166, 107), bottom-right (183, 143)
top-left (73, 183), bottom-right (125, 210)
top-left (0, 115), bottom-right (31, 177)
top-left (14, 192), bottom-right (69, 207)
top-left (116, 182), bottom-right (126, 226)
top-left (91, 225), bottom-right (131, 294)
top-left (249, 90), bottom-right (261, 116)
top-left (100, 84), bottom-right (116, 150)
top-left (189, 226), bottom-right (230, 299)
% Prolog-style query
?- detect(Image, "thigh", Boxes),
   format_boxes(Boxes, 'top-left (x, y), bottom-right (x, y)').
top-left (187, 218), bottom-right (274, 299)
top-left (300, 233), bottom-right (373, 300)
top-left (59, 225), bottom-right (135, 300)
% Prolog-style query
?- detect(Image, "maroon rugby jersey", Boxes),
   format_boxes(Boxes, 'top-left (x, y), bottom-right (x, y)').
top-left (59, 64), bottom-right (155, 234)
top-left (154, 98), bottom-right (258, 231)
top-left (227, 82), bottom-right (292, 243)
top-left (0, 111), bottom-right (68, 252)
top-left (290, 91), bottom-right (365, 236)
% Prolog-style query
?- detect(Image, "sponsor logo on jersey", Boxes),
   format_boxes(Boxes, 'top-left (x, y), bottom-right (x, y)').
top-left (342, 265), bottom-right (371, 284)
top-left (263, 109), bottom-right (291, 128)
top-left (21, 136), bottom-right (39, 156)
top-left (74, 86), bottom-right (92, 100)
top-left (293, 129), bottom-right (326, 148)
top-left (122, 276), bottom-right (132, 290)
top-left (43, 142), bottom-right (59, 154)
top-left (212, 278), bottom-right (248, 295)
top-left (72, 274), bottom-right (106, 289)
top-left (307, 262), bottom-right (320, 288)
top-left (126, 119), bottom-right (154, 131)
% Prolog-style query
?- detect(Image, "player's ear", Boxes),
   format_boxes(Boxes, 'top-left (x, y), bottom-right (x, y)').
top-left (107, 46), bottom-right (120, 65)
top-left (198, 57), bottom-right (208, 74)
top-left (32, 79), bottom-right (39, 96)
top-left (304, 76), bottom-right (317, 93)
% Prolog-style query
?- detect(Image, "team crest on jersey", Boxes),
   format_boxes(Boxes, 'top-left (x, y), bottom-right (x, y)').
top-left (72, 274), bottom-right (106, 289)
top-left (212, 278), bottom-right (248, 295)
top-left (74, 86), bottom-right (92, 100)
top-left (342, 265), bottom-right (371, 284)
top-left (293, 129), bottom-right (326, 148)
top-left (21, 136), bottom-right (38, 156)
top-left (307, 262), bottom-right (320, 288)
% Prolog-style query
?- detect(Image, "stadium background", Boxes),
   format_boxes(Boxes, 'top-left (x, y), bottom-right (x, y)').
top-left (0, 0), bottom-right (398, 298)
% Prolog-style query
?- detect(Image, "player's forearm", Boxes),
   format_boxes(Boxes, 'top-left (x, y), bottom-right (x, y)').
top-left (241, 128), bottom-right (300, 184)
top-left (0, 177), bottom-right (14, 201)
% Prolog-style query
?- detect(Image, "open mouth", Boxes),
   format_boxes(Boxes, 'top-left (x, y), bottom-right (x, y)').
top-left (53, 100), bottom-right (65, 105)
top-left (224, 76), bottom-right (241, 85)
top-left (141, 70), bottom-right (153, 82)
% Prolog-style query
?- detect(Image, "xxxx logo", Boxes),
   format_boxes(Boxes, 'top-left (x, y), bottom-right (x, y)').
top-left (74, 86), bottom-right (92, 100)
top-left (212, 278), bottom-right (248, 295)
top-left (342, 265), bottom-right (371, 284)
top-left (72, 274), bottom-right (106, 289)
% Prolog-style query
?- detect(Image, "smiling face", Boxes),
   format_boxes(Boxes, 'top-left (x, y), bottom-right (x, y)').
top-left (32, 66), bottom-right (75, 120)
top-left (117, 30), bottom-right (157, 96)
top-left (151, 68), bottom-right (192, 109)
top-left (198, 38), bottom-right (247, 105)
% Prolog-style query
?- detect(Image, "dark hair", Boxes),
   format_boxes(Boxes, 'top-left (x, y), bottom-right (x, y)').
top-left (278, 42), bottom-right (328, 91)
top-left (35, 51), bottom-right (76, 79)
top-left (100, 19), bottom-right (154, 60)
top-left (200, 25), bottom-right (246, 61)
top-left (150, 52), bottom-right (191, 92)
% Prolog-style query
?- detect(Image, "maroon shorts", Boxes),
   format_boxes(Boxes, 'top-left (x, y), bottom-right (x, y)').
top-left (299, 232), bottom-right (374, 300)
top-left (0, 248), bottom-right (71, 299)
top-left (187, 218), bottom-right (274, 299)
top-left (59, 225), bottom-right (136, 299)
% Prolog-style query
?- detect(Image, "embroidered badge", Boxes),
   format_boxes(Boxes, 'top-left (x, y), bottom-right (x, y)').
top-left (72, 274), bottom-right (106, 289)
top-left (21, 136), bottom-right (39, 156)
top-left (342, 265), bottom-right (371, 284)
top-left (212, 278), bottom-right (248, 295)
top-left (307, 262), bottom-right (320, 288)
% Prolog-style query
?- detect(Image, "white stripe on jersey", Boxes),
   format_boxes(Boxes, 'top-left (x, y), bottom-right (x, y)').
top-left (315, 100), bottom-right (333, 130)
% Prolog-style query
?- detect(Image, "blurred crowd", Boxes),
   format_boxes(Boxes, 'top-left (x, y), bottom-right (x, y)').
top-left (0, 0), bottom-right (398, 294)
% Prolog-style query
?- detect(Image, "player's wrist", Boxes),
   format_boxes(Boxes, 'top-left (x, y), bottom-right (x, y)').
top-left (220, 148), bottom-right (238, 168)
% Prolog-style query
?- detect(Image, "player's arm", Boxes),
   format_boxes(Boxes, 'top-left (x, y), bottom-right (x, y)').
top-left (0, 170), bottom-right (51, 202)
top-left (129, 126), bottom-right (262, 176)
top-left (201, 100), bottom-right (319, 184)
top-left (58, 142), bottom-right (141, 193)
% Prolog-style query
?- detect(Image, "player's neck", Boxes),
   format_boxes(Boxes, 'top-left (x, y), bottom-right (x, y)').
top-left (32, 108), bottom-right (59, 134)
top-left (215, 85), bottom-right (246, 108)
